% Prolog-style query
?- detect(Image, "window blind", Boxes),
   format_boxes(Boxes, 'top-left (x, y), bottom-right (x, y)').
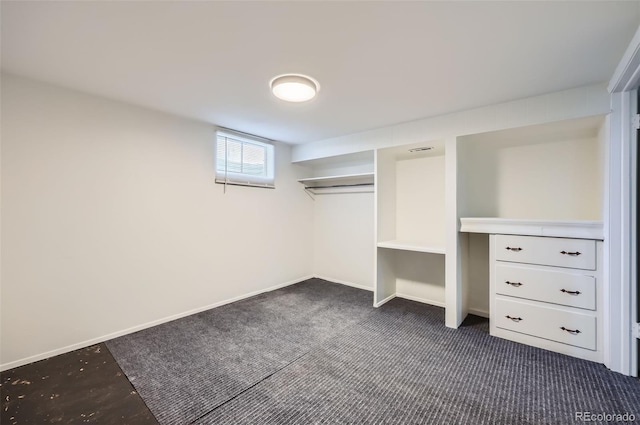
top-left (215, 129), bottom-right (275, 188)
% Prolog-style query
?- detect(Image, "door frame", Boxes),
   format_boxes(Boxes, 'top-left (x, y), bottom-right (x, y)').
top-left (608, 25), bottom-right (640, 376)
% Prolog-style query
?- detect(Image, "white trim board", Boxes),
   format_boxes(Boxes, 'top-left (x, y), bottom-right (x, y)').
top-left (321, 276), bottom-right (453, 313)
top-left (372, 291), bottom-right (447, 309)
top-left (313, 275), bottom-right (373, 292)
top-left (631, 99), bottom-right (639, 378)
top-left (605, 22), bottom-right (640, 376)
top-left (609, 25), bottom-right (640, 93)
top-left (468, 308), bottom-right (490, 319)
top-left (377, 240), bottom-right (446, 255)
top-left (374, 294), bottom-right (396, 308)
top-left (460, 218), bottom-right (604, 240)
top-left (396, 293), bottom-right (446, 309)
top-left (0, 275), bottom-right (313, 372)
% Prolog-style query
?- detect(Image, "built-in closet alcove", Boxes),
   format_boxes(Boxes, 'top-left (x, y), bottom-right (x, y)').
top-left (457, 115), bottom-right (607, 298)
top-left (456, 114), bottom-right (608, 361)
top-left (297, 150), bottom-right (376, 289)
top-left (456, 115), bottom-right (607, 320)
top-left (375, 141), bottom-right (447, 307)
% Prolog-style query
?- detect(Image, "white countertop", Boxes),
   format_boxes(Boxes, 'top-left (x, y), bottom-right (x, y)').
top-left (459, 217), bottom-right (604, 240)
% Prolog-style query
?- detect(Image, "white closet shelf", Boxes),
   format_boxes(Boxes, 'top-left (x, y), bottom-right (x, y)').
top-left (459, 217), bottom-right (604, 240)
top-left (377, 240), bottom-right (446, 254)
top-left (297, 172), bottom-right (374, 189)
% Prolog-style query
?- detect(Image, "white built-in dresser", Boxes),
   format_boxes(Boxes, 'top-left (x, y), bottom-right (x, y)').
top-left (460, 218), bottom-right (604, 362)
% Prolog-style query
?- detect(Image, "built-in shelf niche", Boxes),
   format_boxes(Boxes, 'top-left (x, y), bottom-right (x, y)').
top-left (376, 248), bottom-right (445, 307)
top-left (457, 115), bottom-right (606, 221)
top-left (376, 240), bottom-right (445, 254)
top-left (375, 140), bottom-right (446, 308)
top-left (376, 140), bottom-right (446, 252)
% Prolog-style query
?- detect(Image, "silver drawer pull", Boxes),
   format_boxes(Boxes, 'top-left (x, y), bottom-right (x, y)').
top-left (560, 326), bottom-right (581, 335)
top-left (506, 281), bottom-right (523, 287)
top-left (560, 251), bottom-right (581, 256)
top-left (560, 289), bottom-right (581, 295)
top-left (506, 247), bottom-right (523, 252)
top-left (506, 315), bottom-right (523, 322)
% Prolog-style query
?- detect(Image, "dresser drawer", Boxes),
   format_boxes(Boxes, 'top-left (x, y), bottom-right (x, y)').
top-left (495, 264), bottom-right (596, 310)
top-left (494, 235), bottom-right (596, 270)
top-left (495, 298), bottom-right (596, 350)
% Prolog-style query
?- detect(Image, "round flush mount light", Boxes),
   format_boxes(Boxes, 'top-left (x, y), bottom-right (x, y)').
top-left (270, 74), bottom-right (319, 102)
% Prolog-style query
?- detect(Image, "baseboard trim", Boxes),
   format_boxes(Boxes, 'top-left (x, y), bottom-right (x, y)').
top-left (396, 293), bottom-right (446, 308)
top-left (374, 294), bottom-right (396, 307)
top-left (0, 275), bottom-right (313, 372)
top-left (313, 275), bottom-right (373, 292)
top-left (468, 308), bottom-right (489, 318)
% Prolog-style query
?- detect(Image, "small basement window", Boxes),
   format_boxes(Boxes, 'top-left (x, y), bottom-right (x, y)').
top-left (215, 129), bottom-right (275, 188)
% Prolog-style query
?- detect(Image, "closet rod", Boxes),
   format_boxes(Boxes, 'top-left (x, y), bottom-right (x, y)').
top-left (304, 183), bottom-right (374, 190)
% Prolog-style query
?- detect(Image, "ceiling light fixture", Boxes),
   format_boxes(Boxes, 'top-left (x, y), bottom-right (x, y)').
top-left (270, 74), bottom-right (319, 102)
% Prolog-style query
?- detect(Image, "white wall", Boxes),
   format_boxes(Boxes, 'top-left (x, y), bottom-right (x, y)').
top-left (395, 251), bottom-right (446, 306)
top-left (312, 193), bottom-right (374, 289)
top-left (460, 135), bottom-right (602, 221)
top-left (495, 138), bottom-right (601, 220)
top-left (396, 155), bottom-right (446, 247)
top-left (0, 74), bottom-right (314, 369)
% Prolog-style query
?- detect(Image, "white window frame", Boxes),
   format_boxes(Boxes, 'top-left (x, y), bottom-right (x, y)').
top-left (215, 128), bottom-right (275, 189)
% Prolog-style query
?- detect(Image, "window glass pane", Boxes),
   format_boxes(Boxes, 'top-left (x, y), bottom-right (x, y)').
top-left (217, 137), bottom-right (243, 174)
top-left (242, 143), bottom-right (266, 176)
top-left (216, 137), bottom-right (226, 171)
top-left (226, 139), bottom-right (243, 173)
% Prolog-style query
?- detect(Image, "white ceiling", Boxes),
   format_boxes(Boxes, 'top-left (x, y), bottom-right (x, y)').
top-left (1, 1), bottom-right (639, 145)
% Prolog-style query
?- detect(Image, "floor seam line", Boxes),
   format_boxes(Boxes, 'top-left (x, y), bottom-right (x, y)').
top-left (188, 351), bottom-right (311, 424)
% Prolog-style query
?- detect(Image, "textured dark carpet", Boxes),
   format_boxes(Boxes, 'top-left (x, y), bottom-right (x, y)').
top-left (106, 279), bottom-right (375, 424)
top-left (108, 279), bottom-right (640, 425)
